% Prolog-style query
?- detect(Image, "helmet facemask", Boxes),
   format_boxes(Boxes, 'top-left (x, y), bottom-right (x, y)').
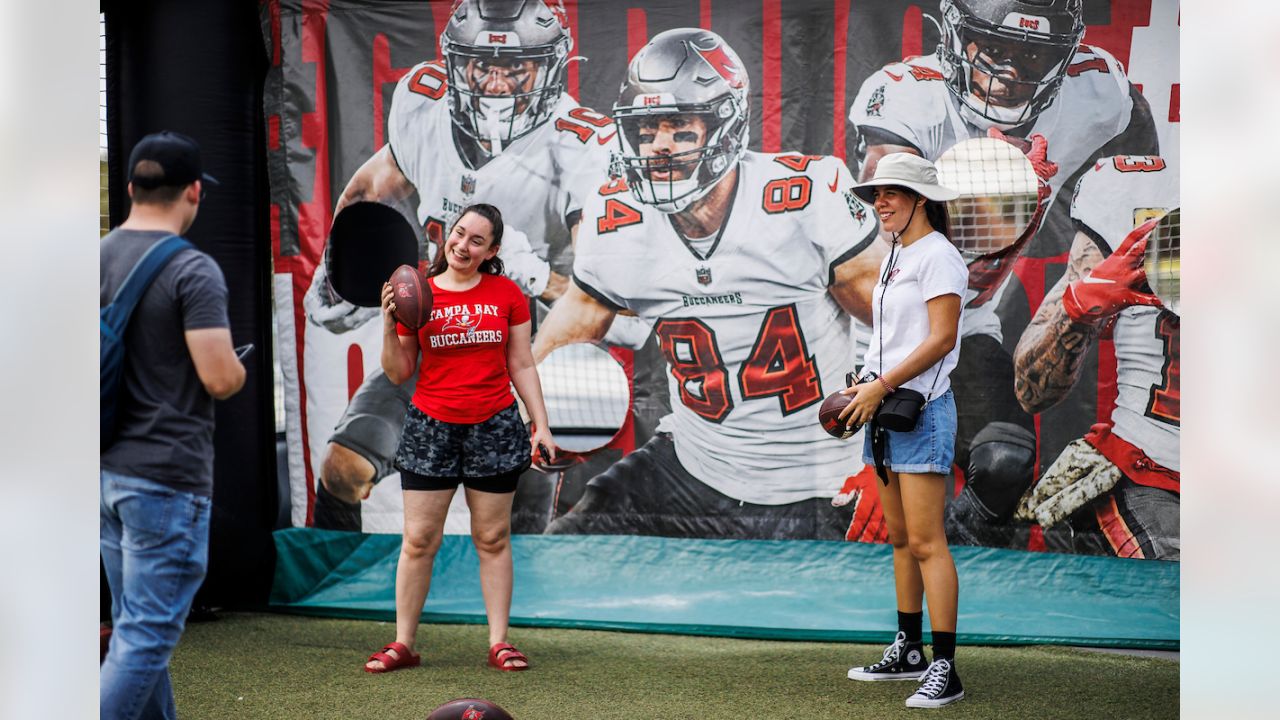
top-left (442, 38), bottom-right (569, 155)
top-left (939, 0), bottom-right (1083, 130)
top-left (613, 98), bottom-right (747, 214)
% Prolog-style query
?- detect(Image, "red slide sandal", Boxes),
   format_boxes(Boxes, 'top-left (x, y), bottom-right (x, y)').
top-left (488, 642), bottom-right (529, 671)
top-left (364, 642), bottom-right (421, 673)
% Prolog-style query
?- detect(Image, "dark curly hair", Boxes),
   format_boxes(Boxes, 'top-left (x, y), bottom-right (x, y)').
top-left (426, 203), bottom-right (505, 277)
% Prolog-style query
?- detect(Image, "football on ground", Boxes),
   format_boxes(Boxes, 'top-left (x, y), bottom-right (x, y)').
top-left (426, 698), bottom-right (514, 720)
top-left (389, 264), bottom-right (432, 330)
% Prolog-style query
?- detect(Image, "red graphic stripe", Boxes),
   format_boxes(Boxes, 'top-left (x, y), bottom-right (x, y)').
top-left (270, 204), bottom-right (281, 263)
top-left (1012, 251), bottom-right (1068, 475)
top-left (566, 0), bottom-right (580, 100)
top-left (372, 33), bottom-right (412, 149)
top-left (627, 8), bottom-right (647, 61)
top-left (269, 0), bottom-right (282, 67)
top-left (761, 0), bottom-right (781, 152)
top-left (431, 0), bottom-right (451, 59)
top-left (700, 0), bottom-right (712, 30)
top-left (1097, 336), bottom-right (1118, 423)
top-left (296, 0), bottom-right (332, 525)
top-left (1082, 0), bottom-right (1151, 68)
top-left (900, 3), bottom-right (922, 60)
top-left (268, 115), bottom-right (280, 151)
top-left (347, 344), bottom-right (364, 401)
top-left (1168, 83), bottom-right (1179, 122)
top-left (1096, 495), bottom-right (1145, 559)
top-left (832, 0), bottom-right (848, 162)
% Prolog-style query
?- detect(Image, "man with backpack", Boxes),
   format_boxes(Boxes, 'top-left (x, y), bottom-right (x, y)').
top-left (100, 131), bottom-right (244, 720)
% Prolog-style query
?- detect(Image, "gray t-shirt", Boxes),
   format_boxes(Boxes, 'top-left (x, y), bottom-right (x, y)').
top-left (100, 228), bottom-right (230, 496)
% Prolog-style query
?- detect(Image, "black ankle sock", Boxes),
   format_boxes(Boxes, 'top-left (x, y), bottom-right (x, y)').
top-left (932, 631), bottom-right (956, 661)
top-left (898, 611), bottom-right (924, 643)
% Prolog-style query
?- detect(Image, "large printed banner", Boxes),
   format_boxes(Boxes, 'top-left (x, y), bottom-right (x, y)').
top-left (261, 0), bottom-right (1180, 560)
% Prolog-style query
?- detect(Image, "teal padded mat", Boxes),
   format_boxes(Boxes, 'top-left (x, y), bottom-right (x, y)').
top-left (270, 528), bottom-right (1178, 649)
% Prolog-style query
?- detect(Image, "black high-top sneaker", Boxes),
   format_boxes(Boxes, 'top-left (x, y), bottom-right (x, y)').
top-left (847, 631), bottom-right (928, 681)
top-left (905, 658), bottom-right (964, 708)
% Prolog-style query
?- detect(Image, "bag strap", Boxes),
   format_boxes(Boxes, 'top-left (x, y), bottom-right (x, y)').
top-left (871, 423), bottom-right (889, 486)
top-left (109, 235), bottom-right (192, 310)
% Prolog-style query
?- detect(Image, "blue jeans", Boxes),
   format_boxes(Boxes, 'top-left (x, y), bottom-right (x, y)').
top-left (100, 470), bottom-right (211, 720)
top-left (862, 389), bottom-right (957, 474)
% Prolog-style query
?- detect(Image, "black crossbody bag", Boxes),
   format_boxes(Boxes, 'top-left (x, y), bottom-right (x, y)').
top-left (867, 240), bottom-right (943, 484)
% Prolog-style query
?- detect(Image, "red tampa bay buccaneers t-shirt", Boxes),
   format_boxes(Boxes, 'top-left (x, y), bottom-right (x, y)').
top-left (397, 273), bottom-right (530, 423)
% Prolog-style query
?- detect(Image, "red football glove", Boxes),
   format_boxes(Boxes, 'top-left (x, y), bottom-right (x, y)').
top-left (1063, 218), bottom-right (1162, 325)
top-left (834, 465), bottom-right (889, 543)
top-left (987, 127), bottom-right (1059, 193)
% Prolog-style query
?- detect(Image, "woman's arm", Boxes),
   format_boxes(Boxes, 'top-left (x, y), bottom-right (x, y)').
top-left (379, 281), bottom-right (419, 384)
top-left (506, 320), bottom-right (556, 461)
top-left (840, 293), bottom-right (961, 427)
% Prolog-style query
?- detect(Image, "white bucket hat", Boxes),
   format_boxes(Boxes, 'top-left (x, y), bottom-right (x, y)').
top-left (851, 152), bottom-right (959, 203)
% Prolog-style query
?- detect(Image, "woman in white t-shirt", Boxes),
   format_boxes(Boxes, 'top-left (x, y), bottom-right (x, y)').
top-left (837, 153), bottom-right (969, 709)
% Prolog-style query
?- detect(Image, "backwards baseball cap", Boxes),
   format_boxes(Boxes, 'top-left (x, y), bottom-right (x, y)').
top-left (127, 131), bottom-right (220, 189)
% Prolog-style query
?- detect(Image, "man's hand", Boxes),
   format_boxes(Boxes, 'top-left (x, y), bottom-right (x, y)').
top-left (1062, 218), bottom-right (1161, 325)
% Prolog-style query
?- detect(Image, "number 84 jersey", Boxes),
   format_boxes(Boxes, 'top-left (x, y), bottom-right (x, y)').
top-left (573, 151), bottom-right (878, 504)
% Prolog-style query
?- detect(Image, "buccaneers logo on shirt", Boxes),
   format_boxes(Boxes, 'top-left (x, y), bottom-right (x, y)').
top-left (442, 312), bottom-right (483, 336)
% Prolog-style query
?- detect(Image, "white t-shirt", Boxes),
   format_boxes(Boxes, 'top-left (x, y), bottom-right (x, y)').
top-left (862, 231), bottom-right (968, 397)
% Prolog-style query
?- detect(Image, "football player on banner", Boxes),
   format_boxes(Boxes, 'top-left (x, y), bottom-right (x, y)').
top-left (304, 0), bottom-right (645, 530)
top-left (533, 28), bottom-right (885, 539)
top-left (846, 0), bottom-right (1159, 546)
top-left (1012, 155), bottom-right (1179, 559)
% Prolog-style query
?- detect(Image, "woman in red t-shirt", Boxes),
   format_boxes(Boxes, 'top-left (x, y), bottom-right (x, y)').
top-left (363, 204), bottom-right (555, 675)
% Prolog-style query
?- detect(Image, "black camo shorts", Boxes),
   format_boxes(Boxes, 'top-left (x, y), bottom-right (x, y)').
top-left (393, 401), bottom-right (531, 479)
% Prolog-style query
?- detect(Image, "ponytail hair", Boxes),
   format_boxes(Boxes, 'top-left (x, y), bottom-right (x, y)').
top-left (426, 203), bottom-right (506, 277)
top-left (924, 198), bottom-right (952, 241)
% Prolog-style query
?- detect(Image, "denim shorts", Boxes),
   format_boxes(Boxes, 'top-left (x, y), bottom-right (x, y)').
top-left (862, 389), bottom-right (957, 474)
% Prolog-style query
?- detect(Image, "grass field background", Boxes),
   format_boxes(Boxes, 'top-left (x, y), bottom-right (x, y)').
top-left (171, 613), bottom-right (1178, 719)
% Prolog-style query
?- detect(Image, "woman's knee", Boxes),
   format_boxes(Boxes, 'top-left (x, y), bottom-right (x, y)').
top-left (907, 535), bottom-right (945, 563)
top-left (401, 527), bottom-right (443, 559)
top-left (471, 523), bottom-right (511, 556)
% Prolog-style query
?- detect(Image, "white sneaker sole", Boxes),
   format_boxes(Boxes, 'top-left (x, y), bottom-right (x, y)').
top-left (905, 690), bottom-right (964, 708)
top-left (847, 668), bottom-right (926, 681)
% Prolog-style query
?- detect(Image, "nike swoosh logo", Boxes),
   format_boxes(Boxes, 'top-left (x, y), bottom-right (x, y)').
top-left (828, 170), bottom-right (840, 192)
top-left (597, 130), bottom-right (618, 145)
top-left (884, 69), bottom-right (902, 81)
top-left (1081, 276), bottom-right (1115, 285)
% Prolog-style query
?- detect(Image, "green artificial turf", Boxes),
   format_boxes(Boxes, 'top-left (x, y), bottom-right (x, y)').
top-left (170, 612), bottom-right (1177, 720)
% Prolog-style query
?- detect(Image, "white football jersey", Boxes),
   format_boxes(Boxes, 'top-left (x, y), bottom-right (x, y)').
top-left (574, 152), bottom-right (878, 504)
top-left (1070, 155), bottom-right (1179, 471)
top-left (388, 59), bottom-right (614, 269)
top-left (850, 47), bottom-right (1135, 342)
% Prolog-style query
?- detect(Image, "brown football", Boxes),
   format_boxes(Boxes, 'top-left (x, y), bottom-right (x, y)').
top-left (818, 391), bottom-right (858, 439)
top-left (389, 264), bottom-right (432, 330)
top-left (425, 698), bottom-right (514, 720)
